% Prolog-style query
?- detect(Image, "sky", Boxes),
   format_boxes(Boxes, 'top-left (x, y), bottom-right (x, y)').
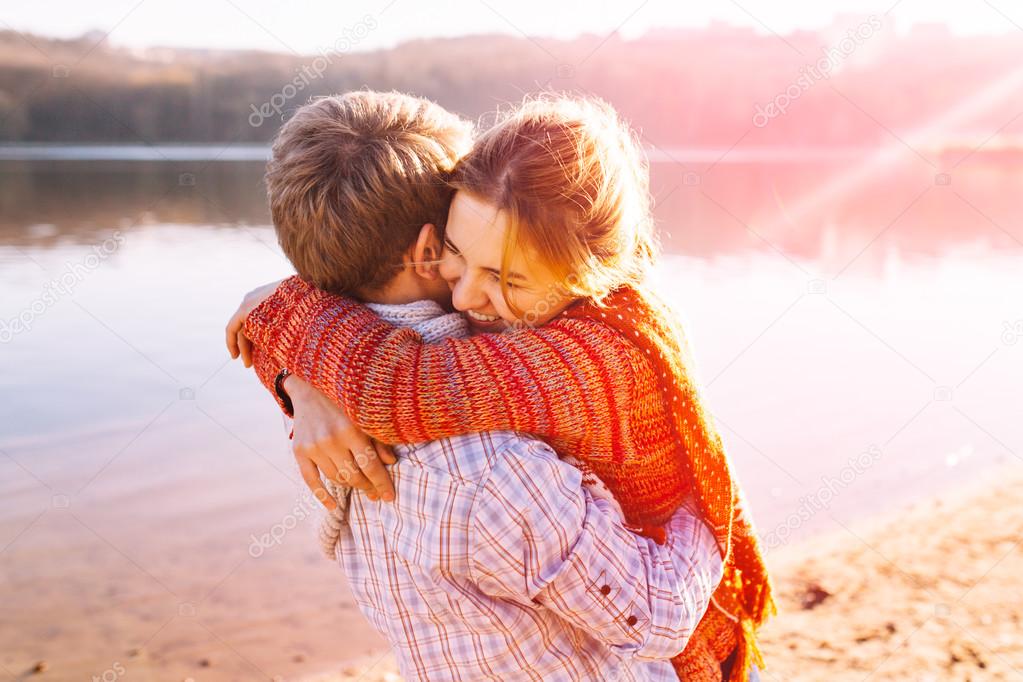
top-left (4, 0), bottom-right (1022, 54)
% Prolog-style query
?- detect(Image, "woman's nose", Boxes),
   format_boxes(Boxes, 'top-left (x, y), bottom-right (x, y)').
top-left (450, 272), bottom-right (488, 312)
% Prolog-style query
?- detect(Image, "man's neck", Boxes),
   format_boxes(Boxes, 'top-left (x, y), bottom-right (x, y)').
top-left (357, 271), bottom-right (447, 307)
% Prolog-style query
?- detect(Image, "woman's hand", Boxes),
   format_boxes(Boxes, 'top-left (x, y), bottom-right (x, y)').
top-left (287, 375), bottom-right (397, 508)
top-left (225, 279), bottom-right (285, 367)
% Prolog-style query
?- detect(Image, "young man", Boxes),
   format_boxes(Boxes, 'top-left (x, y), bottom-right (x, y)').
top-left (226, 91), bottom-right (723, 680)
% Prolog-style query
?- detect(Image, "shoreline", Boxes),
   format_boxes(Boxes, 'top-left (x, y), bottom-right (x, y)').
top-left (757, 462), bottom-right (1022, 680)
top-left (308, 463), bottom-right (1023, 681)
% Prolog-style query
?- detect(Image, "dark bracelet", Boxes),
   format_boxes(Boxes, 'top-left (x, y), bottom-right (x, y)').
top-left (273, 368), bottom-right (295, 417)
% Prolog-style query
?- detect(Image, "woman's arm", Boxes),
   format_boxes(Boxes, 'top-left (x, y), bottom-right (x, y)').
top-left (244, 276), bottom-right (640, 452)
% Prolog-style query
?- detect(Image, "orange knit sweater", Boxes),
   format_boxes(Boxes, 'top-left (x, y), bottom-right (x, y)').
top-left (246, 275), bottom-right (775, 681)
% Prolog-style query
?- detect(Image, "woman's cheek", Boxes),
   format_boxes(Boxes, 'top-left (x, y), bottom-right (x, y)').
top-left (506, 291), bottom-right (539, 326)
top-left (519, 291), bottom-right (571, 327)
top-left (483, 284), bottom-right (516, 325)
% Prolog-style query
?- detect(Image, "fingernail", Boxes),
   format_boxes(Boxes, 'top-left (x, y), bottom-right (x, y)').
top-left (382, 493), bottom-right (394, 502)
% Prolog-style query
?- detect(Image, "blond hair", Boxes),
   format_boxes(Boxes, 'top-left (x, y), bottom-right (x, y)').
top-left (267, 91), bottom-right (473, 294)
top-left (451, 95), bottom-right (657, 309)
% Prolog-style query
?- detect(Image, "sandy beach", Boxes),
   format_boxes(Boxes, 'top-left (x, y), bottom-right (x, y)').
top-left (307, 464), bottom-right (1023, 681)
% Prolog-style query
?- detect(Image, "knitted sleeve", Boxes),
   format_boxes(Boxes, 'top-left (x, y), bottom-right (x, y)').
top-left (244, 276), bottom-right (639, 453)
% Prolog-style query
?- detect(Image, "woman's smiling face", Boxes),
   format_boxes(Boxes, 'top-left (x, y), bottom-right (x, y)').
top-left (438, 191), bottom-right (577, 332)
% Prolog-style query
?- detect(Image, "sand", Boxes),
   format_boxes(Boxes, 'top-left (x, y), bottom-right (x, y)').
top-left (306, 465), bottom-right (1023, 681)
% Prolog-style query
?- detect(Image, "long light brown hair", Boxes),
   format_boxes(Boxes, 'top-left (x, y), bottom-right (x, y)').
top-left (450, 94), bottom-right (659, 311)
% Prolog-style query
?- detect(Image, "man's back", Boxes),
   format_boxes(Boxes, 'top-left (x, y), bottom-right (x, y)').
top-left (337, 429), bottom-right (721, 682)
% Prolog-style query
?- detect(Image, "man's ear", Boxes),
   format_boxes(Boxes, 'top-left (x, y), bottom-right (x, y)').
top-left (411, 223), bottom-right (442, 279)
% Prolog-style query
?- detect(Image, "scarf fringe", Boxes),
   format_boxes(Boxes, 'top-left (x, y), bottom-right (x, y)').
top-left (725, 618), bottom-right (763, 682)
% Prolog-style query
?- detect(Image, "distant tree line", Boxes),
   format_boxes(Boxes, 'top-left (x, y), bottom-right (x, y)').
top-left (1, 25), bottom-right (1021, 147)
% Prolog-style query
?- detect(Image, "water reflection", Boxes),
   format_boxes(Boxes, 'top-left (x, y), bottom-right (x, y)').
top-left (0, 159), bottom-right (271, 246)
top-left (3, 149), bottom-right (1020, 260)
top-left (0, 151), bottom-right (1020, 679)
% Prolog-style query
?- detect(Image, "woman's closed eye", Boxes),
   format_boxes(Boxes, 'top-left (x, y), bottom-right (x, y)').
top-left (443, 238), bottom-right (462, 257)
top-left (489, 271), bottom-right (518, 289)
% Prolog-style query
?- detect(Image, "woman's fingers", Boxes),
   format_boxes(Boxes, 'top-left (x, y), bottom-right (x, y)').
top-left (226, 317), bottom-right (241, 358)
top-left (225, 304), bottom-right (249, 359)
top-left (338, 454), bottom-right (375, 496)
top-left (333, 433), bottom-right (393, 500)
top-left (238, 331), bottom-right (254, 368)
top-left (310, 452), bottom-right (340, 486)
top-left (226, 280), bottom-right (282, 360)
top-left (375, 441), bottom-right (397, 466)
top-left (288, 387), bottom-right (396, 504)
top-left (360, 442), bottom-right (396, 501)
top-left (297, 456), bottom-right (335, 510)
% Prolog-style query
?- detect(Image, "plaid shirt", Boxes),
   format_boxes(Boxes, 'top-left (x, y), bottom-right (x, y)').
top-left (336, 429), bottom-right (723, 681)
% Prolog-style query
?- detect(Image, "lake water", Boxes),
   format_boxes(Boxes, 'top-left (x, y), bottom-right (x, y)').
top-left (1, 148), bottom-right (1021, 679)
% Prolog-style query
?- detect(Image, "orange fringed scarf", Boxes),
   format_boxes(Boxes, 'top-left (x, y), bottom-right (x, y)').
top-left (561, 285), bottom-right (776, 682)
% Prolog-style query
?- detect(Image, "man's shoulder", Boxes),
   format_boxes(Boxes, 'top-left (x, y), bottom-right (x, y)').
top-left (399, 431), bottom-right (562, 485)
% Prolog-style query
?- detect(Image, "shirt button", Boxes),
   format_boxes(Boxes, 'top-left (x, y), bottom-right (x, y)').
top-left (626, 615), bottom-right (638, 626)
top-left (600, 585), bottom-right (611, 596)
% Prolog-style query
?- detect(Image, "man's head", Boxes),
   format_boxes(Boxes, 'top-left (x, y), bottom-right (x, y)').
top-left (266, 91), bottom-right (473, 303)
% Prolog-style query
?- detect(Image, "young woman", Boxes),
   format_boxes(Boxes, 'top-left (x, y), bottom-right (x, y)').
top-left (236, 95), bottom-right (773, 681)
